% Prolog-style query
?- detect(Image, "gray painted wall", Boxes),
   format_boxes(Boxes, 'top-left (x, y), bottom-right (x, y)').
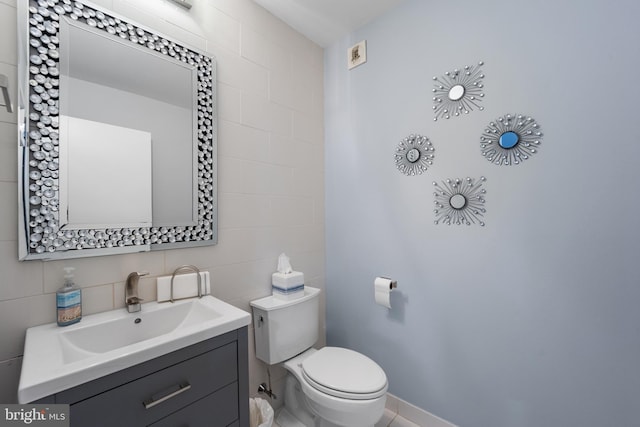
top-left (324, 0), bottom-right (640, 426)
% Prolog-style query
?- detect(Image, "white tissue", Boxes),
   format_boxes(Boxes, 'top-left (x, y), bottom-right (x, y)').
top-left (277, 253), bottom-right (293, 274)
top-left (374, 277), bottom-right (396, 308)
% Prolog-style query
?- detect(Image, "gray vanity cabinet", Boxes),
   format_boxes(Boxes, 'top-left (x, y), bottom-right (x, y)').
top-left (36, 328), bottom-right (249, 427)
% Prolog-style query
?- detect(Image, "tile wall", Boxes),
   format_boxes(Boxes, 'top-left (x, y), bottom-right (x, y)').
top-left (0, 0), bottom-right (324, 404)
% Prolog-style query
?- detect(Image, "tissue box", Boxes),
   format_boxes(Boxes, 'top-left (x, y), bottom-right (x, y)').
top-left (272, 271), bottom-right (304, 300)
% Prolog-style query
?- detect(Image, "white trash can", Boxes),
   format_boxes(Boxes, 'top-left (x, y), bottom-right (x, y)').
top-left (249, 397), bottom-right (274, 427)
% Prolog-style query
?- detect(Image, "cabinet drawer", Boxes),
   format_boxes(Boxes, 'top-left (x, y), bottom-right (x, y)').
top-left (70, 342), bottom-right (237, 427)
top-left (148, 382), bottom-right (238, 427)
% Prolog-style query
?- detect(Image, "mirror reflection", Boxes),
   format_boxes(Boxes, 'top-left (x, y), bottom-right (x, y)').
top-left (449, 194), bottom-right (467, 210)
top-left (59, 17), bottom-right (197, 227)
top-left (18, 0), bottom-right (217, 260)
top-left (498, 131), bottom-right (519, 149)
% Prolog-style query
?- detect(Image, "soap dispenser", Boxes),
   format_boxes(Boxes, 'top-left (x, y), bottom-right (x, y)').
top-left (56, 267), bottom-right (82, 326)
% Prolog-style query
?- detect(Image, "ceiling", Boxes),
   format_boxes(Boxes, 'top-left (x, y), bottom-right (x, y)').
top-left (252, 0), bottom-right (405, 47)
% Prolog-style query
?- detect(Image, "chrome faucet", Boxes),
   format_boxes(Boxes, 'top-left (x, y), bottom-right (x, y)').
top-left (125, 271), bottom-right (149, 313)
top-left (170, 265), bottom-right (202, 303)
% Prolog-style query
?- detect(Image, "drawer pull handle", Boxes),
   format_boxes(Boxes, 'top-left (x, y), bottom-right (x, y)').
top-left (143, 383), bottom-right (192, 409)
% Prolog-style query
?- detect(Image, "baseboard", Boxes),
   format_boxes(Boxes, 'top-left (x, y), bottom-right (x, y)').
top-left (385, 393), bottom-right (457, 427)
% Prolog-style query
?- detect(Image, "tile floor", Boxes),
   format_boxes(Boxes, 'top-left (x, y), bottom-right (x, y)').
top-left (271, 408), bottom-right (420, 427)
top-left (376, 408), bottom-right (421, 427)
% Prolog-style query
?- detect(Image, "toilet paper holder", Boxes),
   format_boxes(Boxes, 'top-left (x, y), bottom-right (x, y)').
top-left (374, 277), bottom-right (397, 309)
top-left (377, 277), bottom-right (397, 289)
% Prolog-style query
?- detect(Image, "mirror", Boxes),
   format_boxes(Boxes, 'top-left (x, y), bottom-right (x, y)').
top-left (498, 131), bottom-right (519, 149)
top-left (405, 148), bottom-right (420, 163)
top-left (449, 194), bottom-right (467, 210)
top-left (447, 84), bottom-right (465, 101)
top-left (18, 0), bottom-right (217, 260)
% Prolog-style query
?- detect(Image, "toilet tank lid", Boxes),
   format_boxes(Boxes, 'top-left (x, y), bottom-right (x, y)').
top-left (250, 286), bottom-right (320, 311)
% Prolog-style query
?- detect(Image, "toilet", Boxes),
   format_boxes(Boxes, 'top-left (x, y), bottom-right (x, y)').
top-left (250, 287), bottom-right (388, 427)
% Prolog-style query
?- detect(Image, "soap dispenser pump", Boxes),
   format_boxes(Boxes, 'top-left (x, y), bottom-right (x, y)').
top-left (56, 267), bottom-right (82, 326)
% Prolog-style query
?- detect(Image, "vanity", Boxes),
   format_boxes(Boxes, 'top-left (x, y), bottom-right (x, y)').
top-left (36, 330), bottom-right (248, 427)
top-left (19, 296), bottom-right (251, 427)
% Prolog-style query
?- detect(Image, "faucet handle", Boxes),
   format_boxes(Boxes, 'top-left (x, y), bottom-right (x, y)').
top-left (126, 271), bottom-right (150, 280)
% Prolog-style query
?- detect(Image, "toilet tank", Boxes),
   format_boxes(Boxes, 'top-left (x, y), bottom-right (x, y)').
top-left (250, 286), bottom-right (320, 365)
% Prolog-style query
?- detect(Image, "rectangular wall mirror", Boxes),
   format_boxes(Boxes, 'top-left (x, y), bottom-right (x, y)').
top-left (18, 0), bottom-right (217, 260)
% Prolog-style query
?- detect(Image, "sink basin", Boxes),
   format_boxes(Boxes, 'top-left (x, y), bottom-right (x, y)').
top-left (18, 296), bottom-right (250, 403)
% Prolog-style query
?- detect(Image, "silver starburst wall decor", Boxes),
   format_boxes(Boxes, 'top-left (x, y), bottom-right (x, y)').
top-left (433, 177), bottom-right (487, 226)
top-left (480, 114), bottom-right (542, 166)
top-left (394, 134), bottom-right (435, 176)
top-left (432, 61), bottom-right (485, 121)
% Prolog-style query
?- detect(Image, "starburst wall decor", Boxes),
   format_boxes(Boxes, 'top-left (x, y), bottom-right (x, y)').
top-left (394, 134), bottom-right (435, 176)
top-left (432, 61), bottom-right (485, 121)
top-left (480, 114), bottom-right (543, 166)
top-left (433, 177), bottom-right (487, 226)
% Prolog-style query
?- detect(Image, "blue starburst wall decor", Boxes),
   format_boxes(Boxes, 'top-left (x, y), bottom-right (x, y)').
top-left (480, 114), bottom-right (543, 166)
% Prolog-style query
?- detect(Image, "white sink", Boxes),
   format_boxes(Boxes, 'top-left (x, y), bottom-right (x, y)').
top-left (18, 296), bottom-right (250, 403)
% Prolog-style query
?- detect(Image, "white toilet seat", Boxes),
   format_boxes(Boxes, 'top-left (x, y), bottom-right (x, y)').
top-left (301, 347), bottom-right (387, 400)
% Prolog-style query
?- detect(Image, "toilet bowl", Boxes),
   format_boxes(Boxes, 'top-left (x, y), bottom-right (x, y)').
top-left (281, 347), bottom-right (387, 427)
top-left (250, 287), bottom-right (388, 427)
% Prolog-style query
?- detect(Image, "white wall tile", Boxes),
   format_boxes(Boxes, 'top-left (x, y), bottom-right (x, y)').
top-left (163, 227), bottom-right (278, 271)
top-left (291, 166), bottom-right (323, 198)
top-left (112, 0), bottom-right (206, 51)
top-left (197, 3), bottom-right (241, 54)
top-left (292, 141), bottom-right (324, 172)
top-left (0, 122), bottom-right (17, 182)
top-left (199, 0), bottom-right (273, 39)
top-left (270, 196), bottom-right (314, 228)
top-left (218, 120), bottom-right (270, 162)
top-left (270, 67), bottom-right (296, 110)
top-left (279, 226), bottom-right (324, 256)
top-left (0, 3), bottom-right (16, 66)
top-left (293, 110), bottom-right (323, 144)
top-left (218, 83), bottom-right (242, 124)
top-left (240, 27), bottom-right (272, 68)
top-left (0, 63), bottom-right (16, 124)
top-left (215, 49), bottom-right (269, 98)
top-left (137, 275), bottom-right (157, 303)
top-left (217, 156), bottom-right (246, 195)
top-left (268, 134), bottom-right (298, 167)
top-left (0, 357), bottom-right (21, 403)
top-left (241, 93), bottom-right (292, 136)
top-left (42, 251), bottom-right (165, 293)
top-left (0, 182), bottom-right (17, 241)
top-left (241, 161), bottom-right (293, 196)
top-left (0, 293), bottom-right (55, 360)
top-left (208, 258), bottom-right (274, 310)
top-left (113, 281), bottom-right (126, 309)
top-left (82, 284), bottom-right (116, 315)
top-left (0, 241), bottom-right (43, 300)
top-left (218, 193), bottom-right (272, 229)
